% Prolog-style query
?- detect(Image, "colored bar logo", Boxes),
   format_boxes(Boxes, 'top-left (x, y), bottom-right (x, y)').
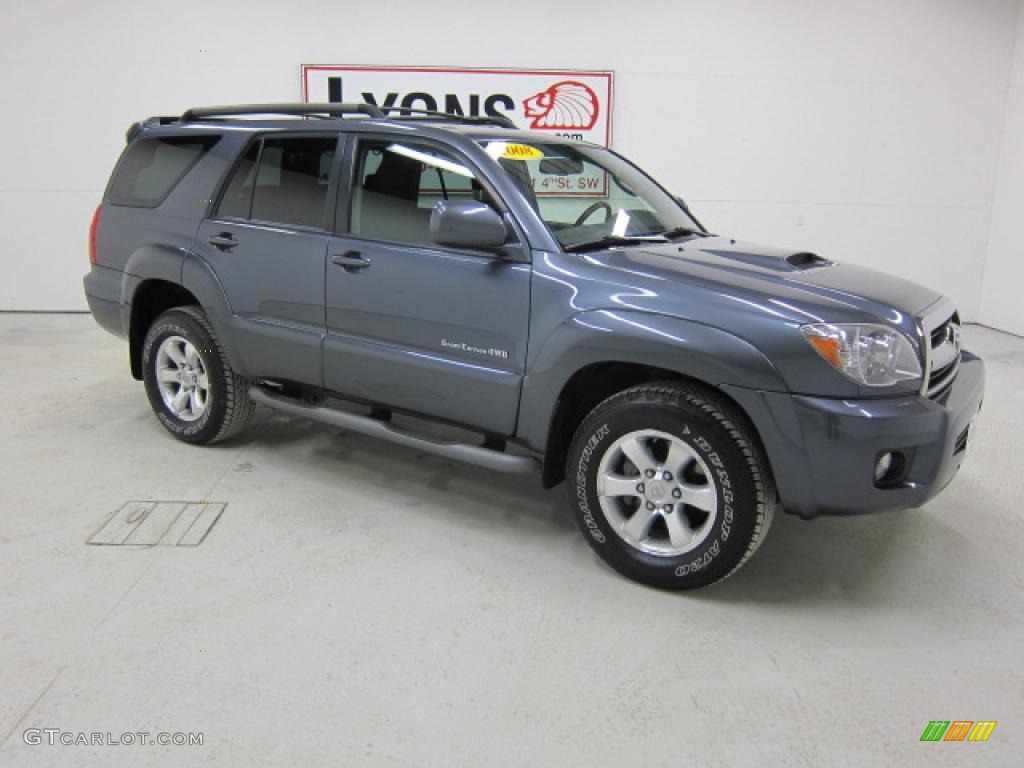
top-left (920, 721), bottom-right (997, 742)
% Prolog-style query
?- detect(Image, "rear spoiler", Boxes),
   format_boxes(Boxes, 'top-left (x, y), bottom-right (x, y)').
top-left (125, 116), bottom-right (178, 143)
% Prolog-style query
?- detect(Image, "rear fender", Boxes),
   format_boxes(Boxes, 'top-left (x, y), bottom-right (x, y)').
top-left (181, 252), bottom-right (245, 375)
top-left (120, 244), bottom-right (187, 332)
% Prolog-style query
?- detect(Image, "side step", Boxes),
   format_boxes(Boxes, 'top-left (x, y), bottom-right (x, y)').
top-left (249, 386), bottom-right (540, 475)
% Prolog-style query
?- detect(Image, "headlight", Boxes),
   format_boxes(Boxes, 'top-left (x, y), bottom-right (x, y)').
top-left (801, 323), bottom-right (922, 387)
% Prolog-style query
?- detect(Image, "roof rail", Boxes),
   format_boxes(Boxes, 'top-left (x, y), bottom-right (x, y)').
top-left (180, 103), bottom-right (385, 121)
top-left (376, 106), bottom-right (517, 129)
top-left (177, 102), bottom-right (517, 129)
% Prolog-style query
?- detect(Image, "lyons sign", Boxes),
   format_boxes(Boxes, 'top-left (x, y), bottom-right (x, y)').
top-left (301, 65), bottom-right (614, 147)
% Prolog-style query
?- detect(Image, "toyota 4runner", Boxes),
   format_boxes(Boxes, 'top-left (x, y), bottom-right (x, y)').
top-left (83, 103), bottom-right (985, 589)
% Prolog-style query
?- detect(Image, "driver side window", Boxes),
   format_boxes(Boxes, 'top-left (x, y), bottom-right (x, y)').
top-left (349, 141), bottom-right (496, 247)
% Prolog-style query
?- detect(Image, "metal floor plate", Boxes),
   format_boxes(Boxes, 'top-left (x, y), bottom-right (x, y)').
top-left (88, 501), bottom-right (226, 547)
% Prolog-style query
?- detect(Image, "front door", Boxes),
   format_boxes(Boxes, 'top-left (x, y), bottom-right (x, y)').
top-left (194, 134), bottom-right (340, 385)
top-left (323, 137), bottom-right (530, 435)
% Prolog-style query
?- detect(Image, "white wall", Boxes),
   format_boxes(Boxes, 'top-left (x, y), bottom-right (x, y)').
top-left (981, 4), bottom-right (1024, 336)
top-left (0, 0), bottom-right (1019, 321)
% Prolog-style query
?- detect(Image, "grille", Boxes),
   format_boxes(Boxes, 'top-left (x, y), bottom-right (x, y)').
top-left (930, 323), bottom-right (950, 348)
top-left (920, 301), bottom-right (961, 399)
top-left (953, 424), bottom-right (970, 455)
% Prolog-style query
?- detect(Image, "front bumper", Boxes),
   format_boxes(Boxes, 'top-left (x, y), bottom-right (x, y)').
top-left (723, 352), bottom-right (985, 518)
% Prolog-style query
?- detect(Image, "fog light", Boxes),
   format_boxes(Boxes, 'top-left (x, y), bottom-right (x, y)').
top-left (874, 452), bottom-right (893, 482)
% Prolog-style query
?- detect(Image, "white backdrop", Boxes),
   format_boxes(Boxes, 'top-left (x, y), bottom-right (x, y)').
top-left (0, 0), bottom-right (1021, 333)
top-left (981, 6), bottom-right (1024, 335)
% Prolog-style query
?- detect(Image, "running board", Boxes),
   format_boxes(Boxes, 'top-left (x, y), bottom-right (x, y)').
top-left (249, 386), bottom-right (540, 475)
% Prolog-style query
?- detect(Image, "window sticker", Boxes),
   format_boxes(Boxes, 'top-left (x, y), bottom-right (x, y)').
top-left (484, 142), bottom-right (545, 162)
top-left (502, 143), bottom-right (545, 161)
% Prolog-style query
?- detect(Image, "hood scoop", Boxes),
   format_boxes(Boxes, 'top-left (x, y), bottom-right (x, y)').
top-left (695, 241), bottom-right (833, 273)
top-left (785, 251), bottom-right (832, 270)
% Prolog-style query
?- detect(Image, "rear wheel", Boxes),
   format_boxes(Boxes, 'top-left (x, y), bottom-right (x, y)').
top-left (142, 306), bottom-right (254, 444)
top-left (566, 382), bottom-right (775, 590)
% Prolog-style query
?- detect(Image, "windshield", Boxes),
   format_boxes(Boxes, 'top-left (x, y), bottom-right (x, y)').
top-left (477, 140), bottom-right (701, 250)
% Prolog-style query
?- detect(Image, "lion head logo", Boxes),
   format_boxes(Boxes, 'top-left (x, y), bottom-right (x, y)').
top-left (522, 80), bottom-right (599, 130)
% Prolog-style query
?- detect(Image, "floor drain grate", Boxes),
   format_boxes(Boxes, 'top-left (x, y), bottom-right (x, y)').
top-left (88, 501), bottom-right (226, 547)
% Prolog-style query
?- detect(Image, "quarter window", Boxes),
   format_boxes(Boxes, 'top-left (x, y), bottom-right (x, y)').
top-left (108, 136), bottom-right (220, 208)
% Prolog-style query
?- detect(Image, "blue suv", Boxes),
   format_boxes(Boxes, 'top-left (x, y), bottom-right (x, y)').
top-left (84, 103), bottom-right (985, 589)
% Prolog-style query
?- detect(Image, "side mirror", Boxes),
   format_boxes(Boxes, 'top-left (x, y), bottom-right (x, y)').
top-left (430, 200), bottom-right (507, 251)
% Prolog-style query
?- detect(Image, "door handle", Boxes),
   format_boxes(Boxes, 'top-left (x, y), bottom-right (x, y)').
top-left (331, 251), bottom-right (371, 271)
top-left (208, 233), bottom-right (239, 250)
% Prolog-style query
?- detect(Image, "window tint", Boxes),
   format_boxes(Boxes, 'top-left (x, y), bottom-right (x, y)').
top-left (217, 141), bottom-right (259, 220)
top-left (250, 137), bottom-right (336, 229)
top-left (350, 141), bottom-right (495, 246)
top-left (108, 136), bottom-right (219, 207)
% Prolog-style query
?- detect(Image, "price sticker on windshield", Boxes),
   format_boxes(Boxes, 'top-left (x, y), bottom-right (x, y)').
top-left (500, 143), bottom-right (544, 160)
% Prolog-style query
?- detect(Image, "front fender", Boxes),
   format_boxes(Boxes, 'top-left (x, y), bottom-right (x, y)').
top-left (517, 309), bottom-right (788, 451)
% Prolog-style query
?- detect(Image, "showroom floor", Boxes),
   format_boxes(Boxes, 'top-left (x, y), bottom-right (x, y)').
top-left (0, 314), bottom-right (1021, 767)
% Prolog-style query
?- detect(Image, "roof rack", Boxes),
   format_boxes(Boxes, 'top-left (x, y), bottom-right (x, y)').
top-left (180, 103), bottom-right (385, 121)
top-left (376, 106), bottom-right (517, 129)
top-left (176, 102), bottom-right (517, 129)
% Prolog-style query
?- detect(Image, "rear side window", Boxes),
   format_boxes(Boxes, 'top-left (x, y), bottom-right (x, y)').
top-left (108, 136), bottom-right (219, 207)
top-left (216, 136), bottom-right (337, 230)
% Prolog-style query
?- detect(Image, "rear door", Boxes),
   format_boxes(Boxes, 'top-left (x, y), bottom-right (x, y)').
top-left (194, 134), bottom-right (340, 385)
top-left (322, 135), bottom-right (531, 435)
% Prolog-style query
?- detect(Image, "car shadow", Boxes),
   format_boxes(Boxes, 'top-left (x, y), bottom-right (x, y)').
top-left (690, 499), bottom-right (980, 610)
top-left (232, 407), bottom-right (576, 534)
top-left (228, 407), bottom-right (982, 607)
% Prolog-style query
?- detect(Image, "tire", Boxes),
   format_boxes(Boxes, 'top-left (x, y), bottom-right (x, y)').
top-left (141, 306), bottom-right (254, 445)
top-left (566, 381), bottom-right (775, 590)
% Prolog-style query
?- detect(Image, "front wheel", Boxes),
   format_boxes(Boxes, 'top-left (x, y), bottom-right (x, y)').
top-left (142, 306), bottom-right (254, 444)
top-left (566, 382), bottom-right (775, 590)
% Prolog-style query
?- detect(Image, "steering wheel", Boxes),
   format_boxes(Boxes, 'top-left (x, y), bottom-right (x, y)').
top-left (574, 201), bottom-right (612, 226)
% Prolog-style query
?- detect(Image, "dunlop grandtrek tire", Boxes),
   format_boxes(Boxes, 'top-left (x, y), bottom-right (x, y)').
top-left (142, 306), bottom-right (254, 445)
top-left (566, 382), bottom-right (775, 590)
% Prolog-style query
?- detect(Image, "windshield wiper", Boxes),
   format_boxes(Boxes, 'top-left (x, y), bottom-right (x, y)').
top-left (564, 235), bottom-right (668, 253)
top-left (653, 226), bottom-right (711, 240)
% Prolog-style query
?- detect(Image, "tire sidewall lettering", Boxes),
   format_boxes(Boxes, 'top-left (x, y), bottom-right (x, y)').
top-left (575, 423), bottom-right (610, 544)
top-left (575, 412), bottom-right (737, 580)
top-left (692, 434), bottom-right (734, 548)
top-left (675, 539), bottom-right (720, 577)
top-left (668, 430), bottom-right (734, 578)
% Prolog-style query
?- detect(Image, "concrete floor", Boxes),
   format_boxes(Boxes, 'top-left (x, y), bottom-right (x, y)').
top-left (0, 314), bottom-right (1021, 767)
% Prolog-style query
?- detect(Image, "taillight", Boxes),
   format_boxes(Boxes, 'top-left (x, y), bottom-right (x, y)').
top-left (88, 205), bottom-right (102, 265)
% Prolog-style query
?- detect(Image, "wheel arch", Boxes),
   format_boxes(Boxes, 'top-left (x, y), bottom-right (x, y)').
top-left (538, 362), bottom-right (776, 489)
top-left (127, 251), bottom-right (242, 380)
top-left (518, 310), bottom-right (786, 489)
top-left (128, 280), bottom-right (201, 380)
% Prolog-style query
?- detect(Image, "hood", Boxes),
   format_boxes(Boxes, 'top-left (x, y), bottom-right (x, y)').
top-left (588, 236), bottom-right (943, 329)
